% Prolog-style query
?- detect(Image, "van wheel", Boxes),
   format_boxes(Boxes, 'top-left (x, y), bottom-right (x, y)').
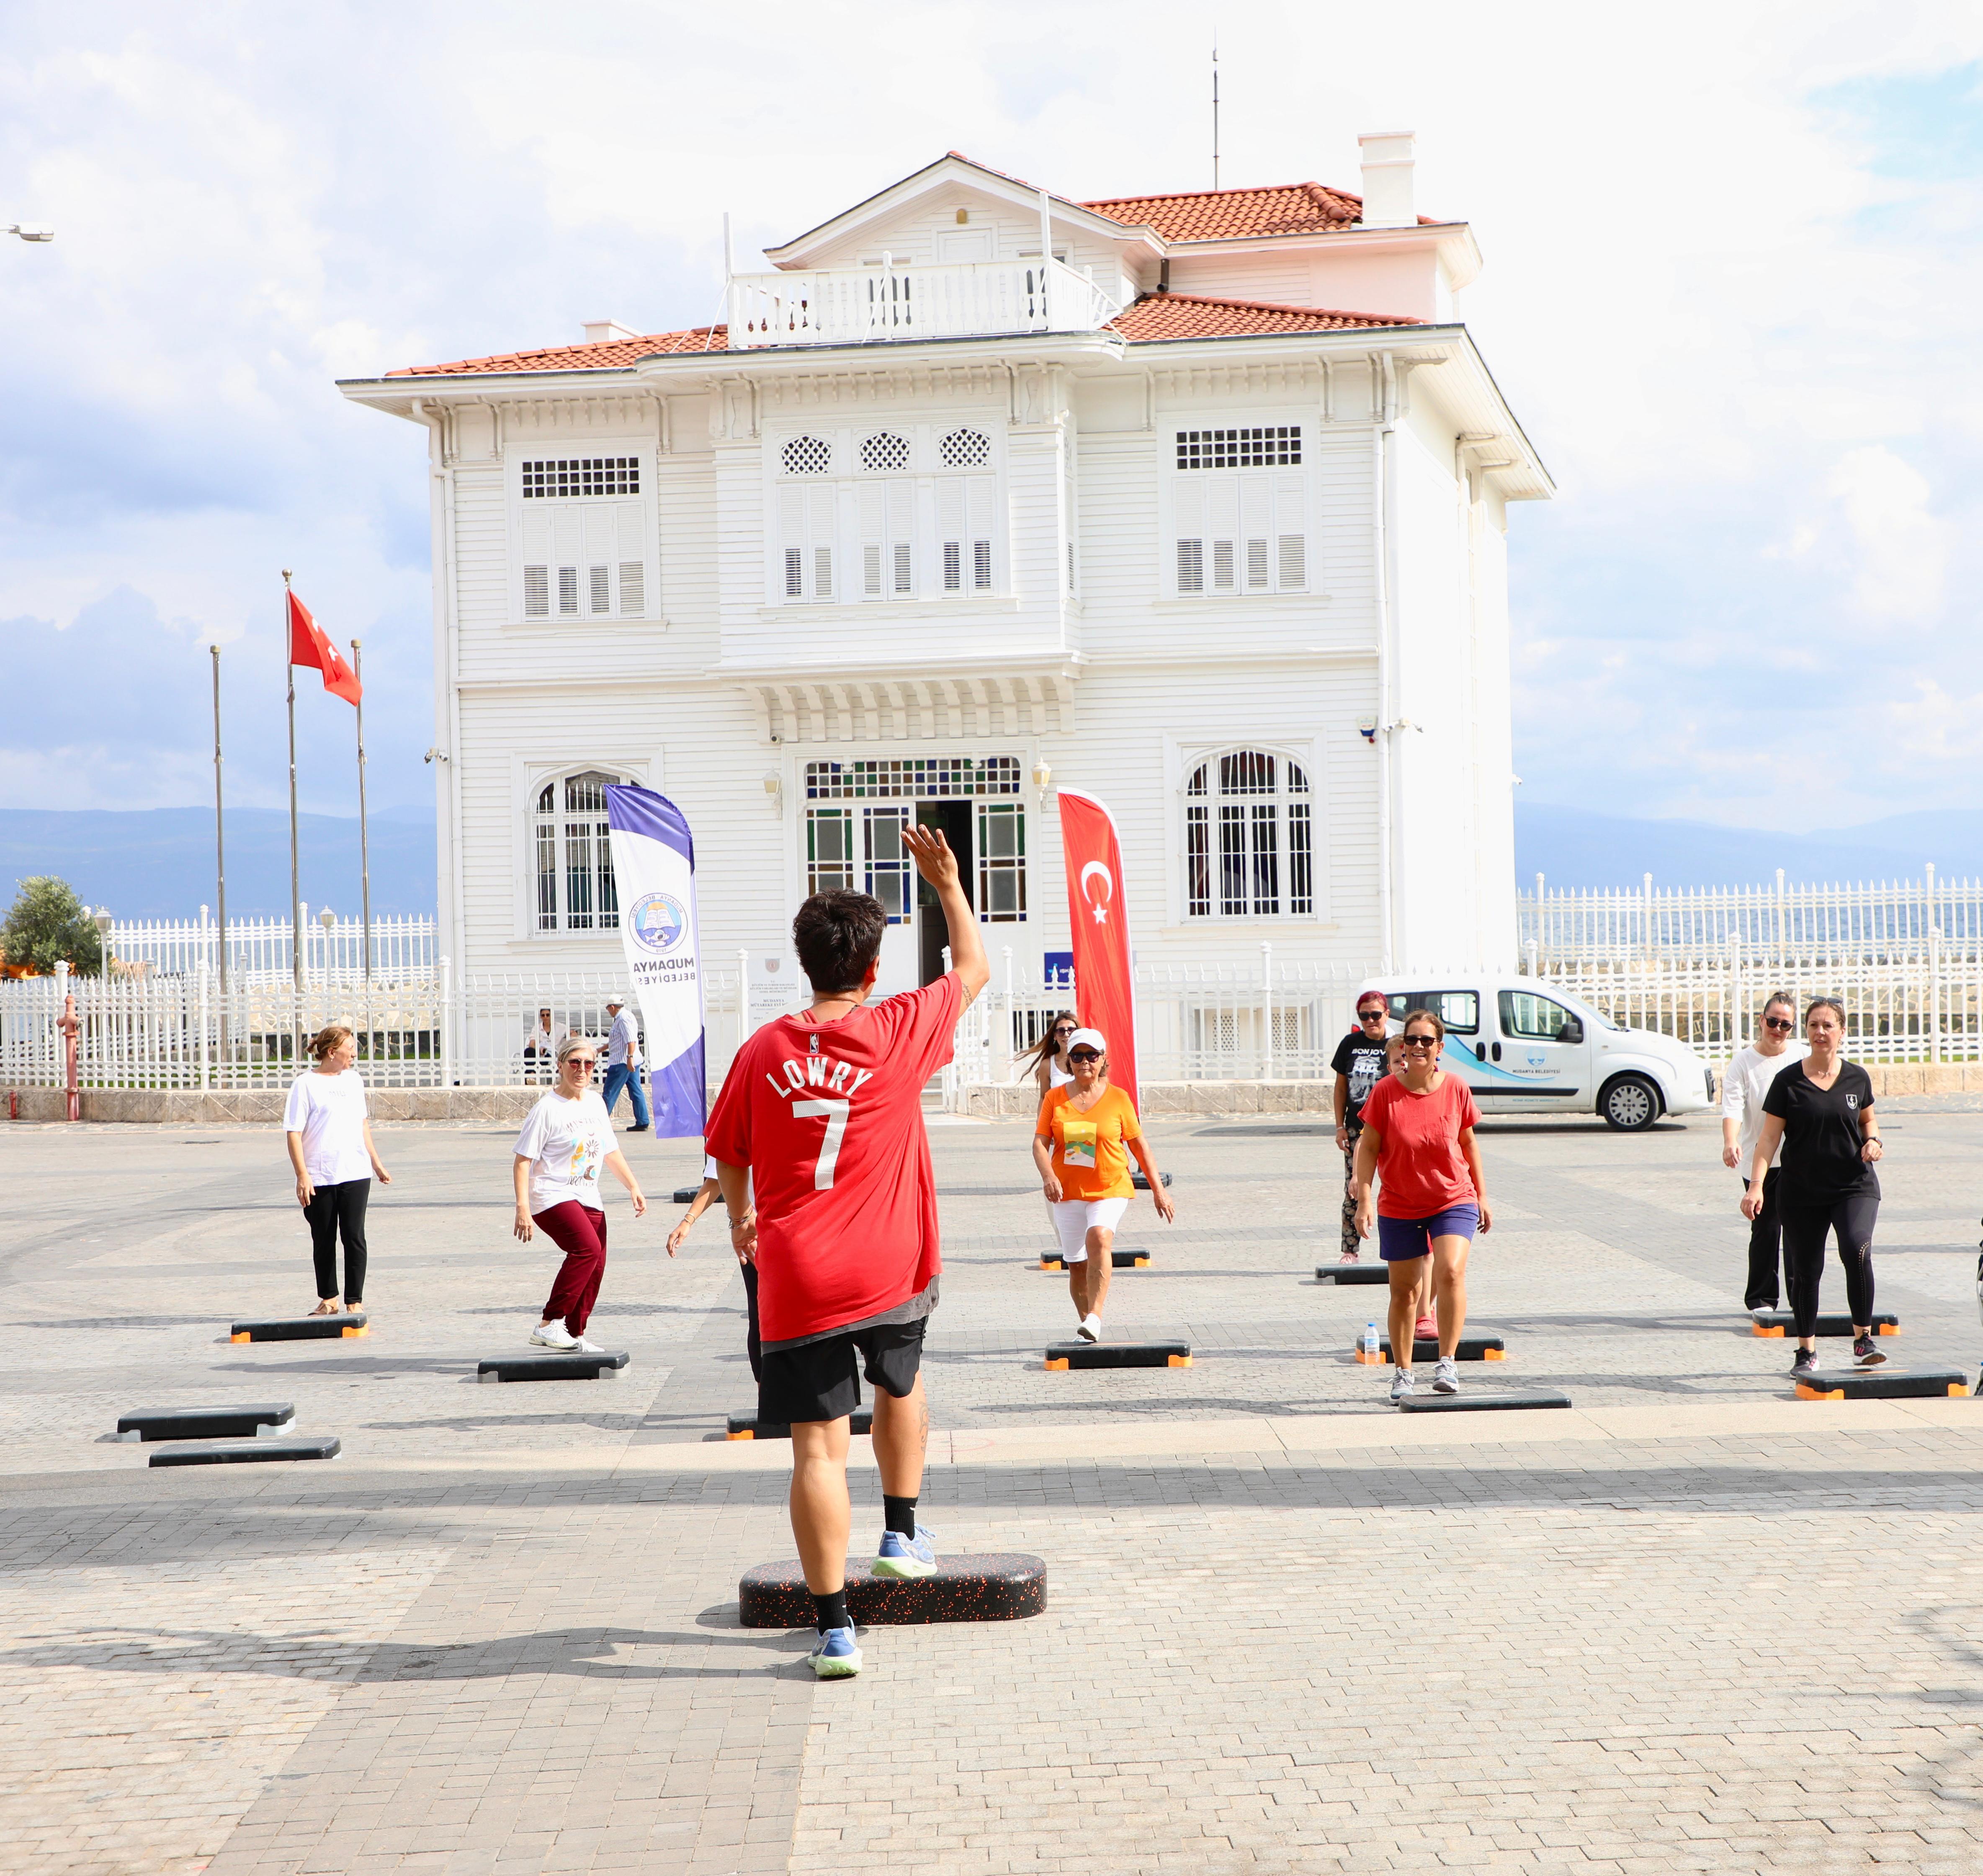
top-left (1600, 1075), bottom-right (1661, 1132)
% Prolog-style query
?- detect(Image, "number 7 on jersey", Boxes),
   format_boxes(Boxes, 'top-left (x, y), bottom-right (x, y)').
top-left (791, 1100), bottom-right (850, 1190)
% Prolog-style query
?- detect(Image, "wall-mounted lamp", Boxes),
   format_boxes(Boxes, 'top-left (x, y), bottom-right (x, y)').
top-left (1031, 758), bottom-right (1052, 792)
top-left (762, 770), bottom-right (784, 813)
top-left (1356, 716), bottom-right (1378, 745)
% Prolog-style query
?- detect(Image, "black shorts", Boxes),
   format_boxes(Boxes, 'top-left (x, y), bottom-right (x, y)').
top-left (758, 1317), bottom-right (927, 1426)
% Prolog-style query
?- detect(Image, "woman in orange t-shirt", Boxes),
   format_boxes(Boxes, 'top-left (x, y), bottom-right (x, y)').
top-left (1032, 1027), bottom-right (1174, 1343)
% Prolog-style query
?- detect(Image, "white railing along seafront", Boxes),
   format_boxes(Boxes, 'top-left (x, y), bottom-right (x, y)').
top-left (727, 256), bottom-right (1121, 349)
top-left (8, 869), bottom-right (1983, 1103)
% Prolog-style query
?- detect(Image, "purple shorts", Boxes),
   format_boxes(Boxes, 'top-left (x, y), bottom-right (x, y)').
top-left (1377, 1203), bottom-right (1479, 1262)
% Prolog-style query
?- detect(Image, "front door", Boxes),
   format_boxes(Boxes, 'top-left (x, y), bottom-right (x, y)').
top-left (916, 799), bottom-right (973, 984)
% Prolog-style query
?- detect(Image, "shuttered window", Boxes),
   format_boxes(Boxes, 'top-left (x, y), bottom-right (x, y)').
top-left (1171, 427), bottom-right (1308, 598)
top-left (518, 459), bottom-right (651, 621)
top-left (779, 484), bottom-right (837, 603)
top-left (859, 480), bottom-right (917, 598)
top-left (937, 474), bottom-right (995, 592)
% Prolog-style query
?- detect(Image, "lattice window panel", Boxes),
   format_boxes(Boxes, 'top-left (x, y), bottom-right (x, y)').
top-left (860, 432), bottom-right (912, 472)
top-left (522, 457), bottom-right (640, 498)
top-left (805, 756), bottom-right (1023, 800)
top-left (782, 435), bottom-right (834, 475)
top-left (939, 427), bottom-right (992, 468)
top-left (1174, 427), bottom-right (1301, 470)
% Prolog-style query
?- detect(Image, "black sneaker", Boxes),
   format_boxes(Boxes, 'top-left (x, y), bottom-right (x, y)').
top-left (626, 1122), bottom-right (650, 1132)
top-left (1852, 1334), bottom-right (1886, 1368)
top-left (1791, 1346), bottom-right (1817, 1376)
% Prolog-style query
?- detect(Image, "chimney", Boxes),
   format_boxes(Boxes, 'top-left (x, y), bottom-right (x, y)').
top-left (1356, 132), bottom-right (1416, 229)
top-left (582, 320), bottom-right (641, 343)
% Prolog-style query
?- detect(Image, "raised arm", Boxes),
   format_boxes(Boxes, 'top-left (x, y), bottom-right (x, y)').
top-left (901, 825), bottom-right (989, 1005)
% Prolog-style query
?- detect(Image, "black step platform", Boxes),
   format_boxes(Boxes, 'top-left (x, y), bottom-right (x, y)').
top-left (1315, 1264), bottom-right (1388, 1283)
top-left (1795, 1367), bottom-right (1969, 1400)
top-left (476, 1350), bottom-right (630, 1383)
top-left (1037, 1249), bottom-right (1149, 1270)
top-left (1371, 1335), bottom-right (1506, 1363)
top-left (229, 1312), bottom-right (367, 1343)
top-left (739, 1552), bottom-right (1047, 1627)
top-left (671, 1185), bottom-right (703, 1204)
top-left (1044, 1340), bottom-right (1191, 1370)
top-left (1397, 1389), bottom-right (1571, 1413)
top-left (1753, 1312), bottom-right (1900, 1338)
top-left (1129, 1170), bottom-right (1173, 1190)
top-left (118, 1403), bottom-right (294, 1443)
top-left (149, 1435), bottom-right (341, 1467)
top-left (728, 1409), bottom-right (873, 1440)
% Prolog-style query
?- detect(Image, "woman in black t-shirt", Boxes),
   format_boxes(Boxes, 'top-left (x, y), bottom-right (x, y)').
top-left (1331, 995), bottom-right (1393, 1264)
top-left (1743, 997), bottom-right (1886, 1373)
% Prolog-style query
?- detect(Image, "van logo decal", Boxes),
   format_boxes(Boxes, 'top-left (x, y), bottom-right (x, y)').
top-left (1527, 1053), bottom-right (1546, 1068)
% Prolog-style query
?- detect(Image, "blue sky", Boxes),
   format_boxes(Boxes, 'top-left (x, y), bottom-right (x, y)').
top-left (3, 3), bottom-right (1980, 832)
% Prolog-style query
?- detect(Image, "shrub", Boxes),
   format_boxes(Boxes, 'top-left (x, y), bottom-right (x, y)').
top-left (0, 876), bottom-right (103, 977)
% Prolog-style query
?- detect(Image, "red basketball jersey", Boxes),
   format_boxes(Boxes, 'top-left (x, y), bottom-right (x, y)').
top-left (704, 973), bottom-right (961, 1342)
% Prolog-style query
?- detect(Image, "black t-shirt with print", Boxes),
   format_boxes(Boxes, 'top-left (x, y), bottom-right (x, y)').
top-left (1331, 1033), bottom-right (1391, 1131)
top-left (1761, 1059), bottom-right (1879, 1199)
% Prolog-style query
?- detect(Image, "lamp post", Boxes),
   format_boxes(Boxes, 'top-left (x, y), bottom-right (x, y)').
top-left (92, 907), bottom-right (114, 977)
top-left (317, 905), bottom-right (337, 993)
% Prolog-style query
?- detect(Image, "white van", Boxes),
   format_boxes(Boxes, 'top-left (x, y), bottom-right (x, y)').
top-left (1355, 975), bottom-right (1716, 1132)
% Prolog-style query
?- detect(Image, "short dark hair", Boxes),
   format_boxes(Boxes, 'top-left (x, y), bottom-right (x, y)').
top-left (793, 891), bottom-right (888, 993)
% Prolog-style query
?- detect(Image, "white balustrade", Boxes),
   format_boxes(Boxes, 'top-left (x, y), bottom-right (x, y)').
top-left (729, 257), bottom-right (1120, 349)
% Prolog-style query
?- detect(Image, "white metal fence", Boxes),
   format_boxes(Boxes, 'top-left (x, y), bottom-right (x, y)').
top-left (1518, 868), bottom-right (1983, 1062)
top-left (106, 910), bottom-right (437, 984)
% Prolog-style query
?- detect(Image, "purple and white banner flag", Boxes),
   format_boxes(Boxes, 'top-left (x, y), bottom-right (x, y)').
top-left (604, 784), bottom-right (704, 1139)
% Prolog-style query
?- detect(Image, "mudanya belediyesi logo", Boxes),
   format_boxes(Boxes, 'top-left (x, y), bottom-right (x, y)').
top-left (629, 892), bottom-right (688, 952)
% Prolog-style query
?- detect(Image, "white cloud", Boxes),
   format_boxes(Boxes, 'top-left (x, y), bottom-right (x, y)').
top-left (1825, 444), bottom-right (1948, 618)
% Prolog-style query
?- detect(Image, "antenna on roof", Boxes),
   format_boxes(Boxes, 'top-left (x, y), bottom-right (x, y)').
top-left (1211, 36), bottom-right (1220, 190)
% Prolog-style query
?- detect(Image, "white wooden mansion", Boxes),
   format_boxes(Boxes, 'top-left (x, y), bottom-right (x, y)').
top-left (340, 137), bottom-right (1549, 1038)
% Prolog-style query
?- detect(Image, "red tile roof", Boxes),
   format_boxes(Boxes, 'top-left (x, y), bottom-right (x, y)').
top-left (1109, 293), bottom-right (1415, 342)
top-left (1084, 182), bottom-right (1363, 242)
top-left (385, 326), bottom-right (728, 377)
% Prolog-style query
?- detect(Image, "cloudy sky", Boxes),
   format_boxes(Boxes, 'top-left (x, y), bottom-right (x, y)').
top-left (3, 1), bottom-right (1980, 833)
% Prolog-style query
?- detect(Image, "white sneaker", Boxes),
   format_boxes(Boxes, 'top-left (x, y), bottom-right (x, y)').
top-left (1077, 1313), bottom-right (1102, 1343)
top-left (530, 1322), bottom-right (578, 1349)
top-left (1432, 1355), bottom-right (1459, 1394)
top-left (572, 1335), bottom-right (604, 1354)
top-left (1390, 1368), bottom-right (1416, 1403)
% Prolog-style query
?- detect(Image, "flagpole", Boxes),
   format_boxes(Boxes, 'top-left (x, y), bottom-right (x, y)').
top-left (283, 569), bottom-right (302, 1066)
top-left (351, 637), bottom-right (373, 1065)
top-left (210, 644), bottom-right (228, 1001)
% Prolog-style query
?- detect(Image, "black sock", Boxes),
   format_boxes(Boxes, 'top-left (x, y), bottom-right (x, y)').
top-left (883, 1495), bottom-right (918, 1539)
top-left (812, 1588), bottom-right (850, 1634)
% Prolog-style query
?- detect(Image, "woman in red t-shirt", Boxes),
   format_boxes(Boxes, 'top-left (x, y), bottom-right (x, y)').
top-left (1352, 1008), bottom-right (1492, 1401)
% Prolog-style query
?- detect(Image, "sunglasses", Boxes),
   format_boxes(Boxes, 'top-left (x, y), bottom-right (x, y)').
top-left (1069, 1049), bottom-right (1102, 1063)
top-left (1763, 1017), bottom-right (1795, 1033)
top-left (565, 1057), bottom-right (596, 1069)
top-left (1401, 1036), bottom-right (1439, 1050)
top-left (1358, 1008), bottom-right (1387, 1021)
top-left (1053, 1025), bottom-right (1076, 1035)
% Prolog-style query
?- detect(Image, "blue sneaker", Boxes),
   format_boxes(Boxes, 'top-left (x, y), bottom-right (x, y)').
top-left (808, 1625), bottom-right (862, 1678)
top-left (873, 1524), bottom-right (939, 1579)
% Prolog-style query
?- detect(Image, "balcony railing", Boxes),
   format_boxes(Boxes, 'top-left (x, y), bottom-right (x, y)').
top-left (728, 256), bottom-right (1121, 349)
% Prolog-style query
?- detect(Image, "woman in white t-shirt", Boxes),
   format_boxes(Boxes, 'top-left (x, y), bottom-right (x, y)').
top-left (512, 1033), bottom-right (647, 1350)
top-left (283, 1025), bottom-right (391, 1316)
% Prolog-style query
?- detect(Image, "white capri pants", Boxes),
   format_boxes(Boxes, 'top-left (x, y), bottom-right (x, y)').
top-left (1049, 1196), bottom-right (1130, 1261)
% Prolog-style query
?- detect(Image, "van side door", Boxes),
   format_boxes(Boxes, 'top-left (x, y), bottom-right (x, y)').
top-left (1494, 989), bottom-right (1592, 1108)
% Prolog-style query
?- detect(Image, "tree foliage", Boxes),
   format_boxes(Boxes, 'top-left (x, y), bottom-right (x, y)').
top-left (1, 876), bottom-right (103, 976)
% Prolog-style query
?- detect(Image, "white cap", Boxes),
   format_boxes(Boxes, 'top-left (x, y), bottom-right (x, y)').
top-left (1066, 1027), bottom-right (1107, 1054)
top-left (605, 995), bottom-right (626, 1008)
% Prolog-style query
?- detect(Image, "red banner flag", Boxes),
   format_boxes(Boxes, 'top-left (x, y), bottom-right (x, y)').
top-left (286, 590), bottom-right (361, 705)
top-left (1057, 787), bottom-right (1138, 1106)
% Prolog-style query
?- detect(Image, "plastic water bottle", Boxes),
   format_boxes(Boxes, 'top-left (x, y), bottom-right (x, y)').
top-left (1363, 1322), bottom-right (1380, 1361)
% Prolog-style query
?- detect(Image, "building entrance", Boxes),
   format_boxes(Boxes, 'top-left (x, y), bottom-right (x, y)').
top-left (915, 800), bottom-right (973, 984)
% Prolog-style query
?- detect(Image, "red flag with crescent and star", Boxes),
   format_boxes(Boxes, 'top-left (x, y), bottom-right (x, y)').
top-left (1057, 786), bottom-right (1138, 1105)
top-left (286, 589), bottom-right (362, 705)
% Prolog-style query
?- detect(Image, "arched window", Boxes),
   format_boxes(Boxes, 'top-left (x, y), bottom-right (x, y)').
top-left (1185, 751), bottom-right (1313, 918)
top-left (533, 770), bottom-right (623, 932)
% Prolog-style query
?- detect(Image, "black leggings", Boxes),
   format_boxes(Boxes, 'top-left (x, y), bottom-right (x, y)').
top-left (304, 1178), bottom-right (369, 1304)
top-left (1779, 1191), bottom-right (1877, 1338)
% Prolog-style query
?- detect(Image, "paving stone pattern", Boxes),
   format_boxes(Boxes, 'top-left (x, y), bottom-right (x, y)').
top-left (3, 1108), bottom-right (1982, 1872)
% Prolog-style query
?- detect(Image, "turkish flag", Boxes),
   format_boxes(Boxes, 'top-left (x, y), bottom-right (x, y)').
top-left (1058, 787), bottom-right (1138, 1106)
top-left (286, 590), bottom-right (361, 705)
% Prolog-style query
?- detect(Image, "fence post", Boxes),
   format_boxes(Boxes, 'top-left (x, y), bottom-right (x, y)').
top-left (440, 955), bottom-right (453, 1087)
top-left (1002, 945), bottom-right (1014, 1079)
top-left (1260, 942), bottom-right (1273, 1082)
top-left (738, 949), bottom-right (749, 1057)
top-left (1927, 861), bottom-right (1940, 1067)
top-left (198, 962), bottom-right (210, 1093)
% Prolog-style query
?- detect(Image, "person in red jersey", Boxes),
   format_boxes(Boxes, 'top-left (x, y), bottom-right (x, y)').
top-left (705, 825), bottom-right (988, 1680)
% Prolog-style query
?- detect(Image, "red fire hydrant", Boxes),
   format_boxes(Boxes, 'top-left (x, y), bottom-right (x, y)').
top-left (58, 992), bottom-right (80, 1123)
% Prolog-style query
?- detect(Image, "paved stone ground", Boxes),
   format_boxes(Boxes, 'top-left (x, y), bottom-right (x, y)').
top-left (3, 1105), bottom-right (1982, 1873)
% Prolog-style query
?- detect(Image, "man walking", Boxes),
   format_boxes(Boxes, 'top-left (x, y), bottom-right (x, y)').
top-left (705, 826), bottom-right (988, 1680)
top-left (601, 996), bottom-right (650, 1133)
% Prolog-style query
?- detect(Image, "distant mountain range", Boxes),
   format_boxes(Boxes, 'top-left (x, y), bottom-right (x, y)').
top-left (0, 807), bottom-right (435, 920)
top-left (4, 801), bottom-right (1978, 923)
top-left (1515, 804), bottom-right (1983, 891)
